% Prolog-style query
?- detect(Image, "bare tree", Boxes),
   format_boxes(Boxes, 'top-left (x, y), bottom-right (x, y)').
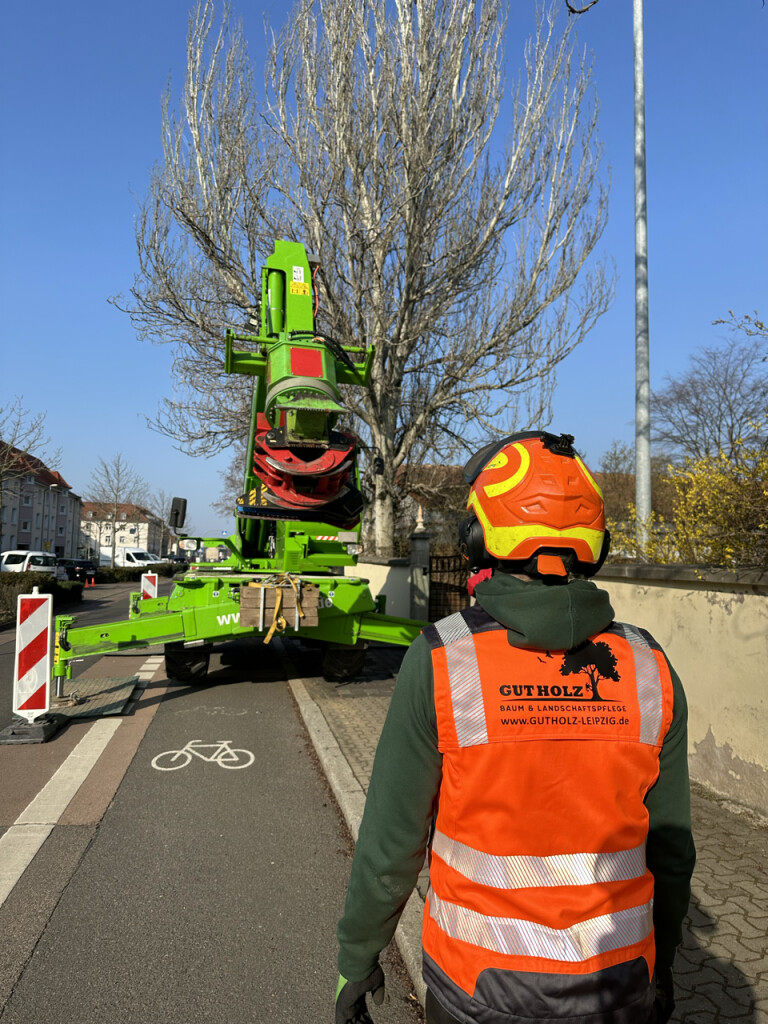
top-left (712, 309), bottom-right (767, 344)
top-left (652, 322), bottom-right (768, 461)
top-left (117, 0), bottom-right (613, 555)
top-left (597, 439), bottom-right (673, 522)
top-left (0, 397), bottom-right (61, 549)
top-left (211, 439), bottom-right (247, 522)
top-left (148, 489), bottom-right (175, 555)
top-left (86, 454), bottom-right (148, 567)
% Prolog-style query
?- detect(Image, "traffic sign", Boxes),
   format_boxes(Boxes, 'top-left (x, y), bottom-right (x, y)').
top-left (13, 589), bottom-right (52, 722)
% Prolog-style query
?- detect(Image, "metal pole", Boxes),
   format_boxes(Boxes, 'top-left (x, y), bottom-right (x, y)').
top-left (633, 0), bottom-right (652, 548)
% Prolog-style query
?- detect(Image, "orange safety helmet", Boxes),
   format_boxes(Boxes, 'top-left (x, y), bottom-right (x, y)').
top-left (458, 432), bottom-right (609, 578)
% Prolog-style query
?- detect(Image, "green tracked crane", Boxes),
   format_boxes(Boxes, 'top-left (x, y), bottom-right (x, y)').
top-left (54, 240), bottom-right (425, 683)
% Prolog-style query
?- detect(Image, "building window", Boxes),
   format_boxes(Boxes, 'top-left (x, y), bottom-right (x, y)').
top-left (35, 513), bottom-right (41, 527)
top-left (59, 502), bottom-right (66, 513)
top-left (11, 508), bottom-right (17, 524)
top-left (21, 520), bottom-right (30, 532)
top-left (58, 526), bottom-right (65, 536)
top-left (23, 495), bottom-right (32, 506)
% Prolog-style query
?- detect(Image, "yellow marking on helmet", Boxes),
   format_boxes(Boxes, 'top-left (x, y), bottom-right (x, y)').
top-left (485, 451), bottom-right (509, 471)
top-left (482, 443), bottom-right (530, 498)
top-left (468, 491), bottom-right (604, 559)
top-left (575, 456), bottom-right (604, 500)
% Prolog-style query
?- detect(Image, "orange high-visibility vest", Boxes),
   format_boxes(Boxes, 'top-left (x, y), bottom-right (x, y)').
top-left (421, 607), bottom-right (674, 1023)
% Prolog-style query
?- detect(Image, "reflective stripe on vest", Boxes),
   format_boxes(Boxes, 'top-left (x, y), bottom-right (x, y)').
top-left (427, 888), bottom-right (653, 964)
top-left (607, 622), bottom-right (663, 744)
top-left (432, 831), bottom-right (647, 890)
top-left (434, 612), bottom-right (491, 746)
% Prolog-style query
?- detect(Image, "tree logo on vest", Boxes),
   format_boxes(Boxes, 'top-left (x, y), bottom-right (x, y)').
top-left (560, 640), bottom-right (620, 701)
top-left (498, 641), bottom-right (623, 705)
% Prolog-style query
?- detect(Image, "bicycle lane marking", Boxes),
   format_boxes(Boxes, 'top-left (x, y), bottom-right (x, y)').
top-left (151, 739), bottom-right (255, 770)
top-left (0, 653), bottom-right (167, 908)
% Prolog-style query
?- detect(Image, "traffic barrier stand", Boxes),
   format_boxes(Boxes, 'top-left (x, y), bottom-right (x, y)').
top-left (0, 587), bottom-right (62, 744)
top-left (141, 572), bottom-right (158, 601)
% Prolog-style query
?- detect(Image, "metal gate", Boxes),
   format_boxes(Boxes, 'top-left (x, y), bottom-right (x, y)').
top-left (429, 555), bottom-right (470, 621)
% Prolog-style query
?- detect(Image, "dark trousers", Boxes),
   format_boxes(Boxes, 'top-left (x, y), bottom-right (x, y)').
top-left (425, 989), bottom-right (658, 1024)
top-left (426, 990), bottom-right (461, 1023)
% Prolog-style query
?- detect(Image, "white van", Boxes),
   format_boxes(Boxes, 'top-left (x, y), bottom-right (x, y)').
top-left (112, 548), bottom-right (162, 568)
top-left (0, 550), bottom-right (68, 580)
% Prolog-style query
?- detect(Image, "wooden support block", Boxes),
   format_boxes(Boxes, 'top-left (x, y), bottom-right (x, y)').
top-left (240, 582), bottom-right (319, 629)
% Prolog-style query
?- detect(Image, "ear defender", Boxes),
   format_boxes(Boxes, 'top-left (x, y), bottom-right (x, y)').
top-left (458, 515), bottom-right (496, 571)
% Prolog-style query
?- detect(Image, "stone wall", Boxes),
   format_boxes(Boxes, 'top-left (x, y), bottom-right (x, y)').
top-left (596, 565), bottom-right (768, 818)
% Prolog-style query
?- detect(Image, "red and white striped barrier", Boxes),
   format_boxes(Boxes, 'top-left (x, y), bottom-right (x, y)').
top-left (12, 588), bottom-right (52, 723)
top-left (141, 572), bottom-right (158, 601)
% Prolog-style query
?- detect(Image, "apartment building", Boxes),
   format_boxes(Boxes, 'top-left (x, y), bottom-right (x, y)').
top-left (0, 447), bottom-right (82, 557)
top-left (81, 502), bottom-right (171, 564)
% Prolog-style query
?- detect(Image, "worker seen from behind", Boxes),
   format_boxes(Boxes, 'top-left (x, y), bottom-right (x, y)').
top-left (335, 432), bottom-right (695, 1024)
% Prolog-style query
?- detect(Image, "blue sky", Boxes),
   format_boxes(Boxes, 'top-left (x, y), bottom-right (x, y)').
top-left (1, 1), bottom-right (766, 538)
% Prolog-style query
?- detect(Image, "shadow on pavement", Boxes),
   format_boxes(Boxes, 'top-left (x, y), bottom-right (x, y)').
top-left (675, 895), bottom-right (756, 1022)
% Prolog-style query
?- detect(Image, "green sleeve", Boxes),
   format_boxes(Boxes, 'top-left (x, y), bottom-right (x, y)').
top-left (337, 635), bottom-right (443, 981)
top-left (645, 662), bottom-right (696, 972)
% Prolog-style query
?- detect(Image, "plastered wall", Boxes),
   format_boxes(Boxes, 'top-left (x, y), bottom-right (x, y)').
top-left (597, 569), bottom-right (768, 817)
top-left (346, 559), bottom-right (412, 618)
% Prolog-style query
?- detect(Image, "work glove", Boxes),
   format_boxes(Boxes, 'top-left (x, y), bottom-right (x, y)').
top-left (652, 966), bottom-right (675, 1024)
top-left (335, 965), bottom-right (385, 1024)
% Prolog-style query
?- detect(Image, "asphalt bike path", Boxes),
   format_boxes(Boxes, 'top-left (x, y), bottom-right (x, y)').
top-left (0, 642), bottom-right (422, 1024)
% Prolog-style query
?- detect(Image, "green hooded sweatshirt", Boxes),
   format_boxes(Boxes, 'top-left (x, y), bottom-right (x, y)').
top-left (337, 573), bottom-right (695, 985)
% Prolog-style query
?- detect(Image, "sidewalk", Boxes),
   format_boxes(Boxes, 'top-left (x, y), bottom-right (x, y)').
top-left (289, 642), bottom-right (768, 1024)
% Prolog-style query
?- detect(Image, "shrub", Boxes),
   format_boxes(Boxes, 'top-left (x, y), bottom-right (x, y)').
top-left (606, 433), bottom-right (767, 569)
top-left (0, 573), bottom-right (84, 622)
top-left (95, 563), bottom-right (176, 584)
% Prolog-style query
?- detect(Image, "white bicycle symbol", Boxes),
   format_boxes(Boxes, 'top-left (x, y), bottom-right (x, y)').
top-left (151, 739), bottom-right (255, 771)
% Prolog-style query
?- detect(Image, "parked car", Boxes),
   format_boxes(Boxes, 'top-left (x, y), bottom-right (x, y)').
top-left (0, 550), bottom-right (68, 581)
top-left (57, 558), bottom-right (98, 583)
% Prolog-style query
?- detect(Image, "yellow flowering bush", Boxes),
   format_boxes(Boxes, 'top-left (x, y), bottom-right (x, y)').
top-left (606, 434), bottom-right (767, 568)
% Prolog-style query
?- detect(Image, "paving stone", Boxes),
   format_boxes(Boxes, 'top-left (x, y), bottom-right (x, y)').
top-left (716, 913), bottom-right (766, 940)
